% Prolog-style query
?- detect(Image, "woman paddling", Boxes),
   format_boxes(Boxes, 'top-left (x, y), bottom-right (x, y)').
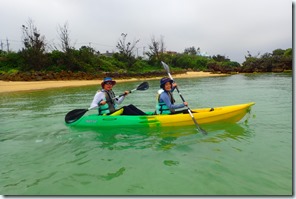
top-left (90, 77), bottom-right (146, 115)
top-left (156, 77), bottom-right (188, 114)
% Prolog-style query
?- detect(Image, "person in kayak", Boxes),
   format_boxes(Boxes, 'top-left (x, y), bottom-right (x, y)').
top-left (156, 77), bottom-right (188, 114)
top-left (90, 77), bottom-right (146, 115)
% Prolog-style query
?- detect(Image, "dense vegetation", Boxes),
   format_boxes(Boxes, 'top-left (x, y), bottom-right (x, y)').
top-left (0, 20), bottom-right (292, 81)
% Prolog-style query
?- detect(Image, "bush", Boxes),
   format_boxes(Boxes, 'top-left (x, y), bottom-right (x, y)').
top-left (0, 52), bottom-right (24, 72)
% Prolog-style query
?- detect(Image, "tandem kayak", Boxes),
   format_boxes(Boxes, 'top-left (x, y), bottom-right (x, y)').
top-left (65, 102), bottom-right (255, 128)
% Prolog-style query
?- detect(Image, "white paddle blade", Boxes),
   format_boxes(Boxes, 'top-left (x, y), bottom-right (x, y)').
top-left (161, 61), bottom-right (170, 73)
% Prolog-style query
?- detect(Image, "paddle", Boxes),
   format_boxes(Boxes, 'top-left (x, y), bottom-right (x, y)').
top-left (112, 81), bottom-right (149, 101)
top-left (161, 61), bottom-right (207, 135)
top-left (65, 81), bottom-right (149, 124)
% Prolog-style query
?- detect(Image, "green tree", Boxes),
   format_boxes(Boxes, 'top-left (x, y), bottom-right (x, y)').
top-left (184, 46), bottom-right (200, 55)
top-left (272, 49), bottom-right (285, 56)
top-left (146, 35), bottom-right (165, 64)
top-left (115, 33), bottom-right (139, 69)
top-left (212, 54), bottom-right (230, 62)
top-left (47, 50), bottom-right (67, 71)
top-left (284, 48), bottom-right (292, 57)
top-left (0, 51), bottom-right (24, 72)
top-left (20, 19), bottom-right (48, 71)
top-left (78, 46), bottom-right (99, 72)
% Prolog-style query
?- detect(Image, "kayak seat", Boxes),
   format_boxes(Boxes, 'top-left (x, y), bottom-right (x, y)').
top-left (109, 108), bottom-right (124, 116)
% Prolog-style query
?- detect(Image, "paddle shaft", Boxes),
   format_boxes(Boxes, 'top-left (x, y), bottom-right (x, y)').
top-left (115, 88), bottom-right (137, 98)
top-left (105, 88), bottom-right (137, 103)
top-left (167, 71), bottom-right (207, 135)
top-left (110, 81), bottom-right (148, 100)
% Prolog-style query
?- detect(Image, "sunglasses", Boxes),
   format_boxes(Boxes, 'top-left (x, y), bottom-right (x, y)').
top-left (105, 82), bottom-right (113, 85)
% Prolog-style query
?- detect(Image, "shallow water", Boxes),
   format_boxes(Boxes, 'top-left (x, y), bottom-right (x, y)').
top-left (0, 73), bottom-right (292, 195)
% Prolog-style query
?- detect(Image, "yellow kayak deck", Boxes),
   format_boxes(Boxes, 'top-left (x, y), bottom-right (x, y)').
top-left (147, 102), bottom-right (255, 127)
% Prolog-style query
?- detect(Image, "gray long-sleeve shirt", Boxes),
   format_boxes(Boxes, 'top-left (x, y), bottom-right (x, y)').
top-left (159, 90), bottom-right (185, 111)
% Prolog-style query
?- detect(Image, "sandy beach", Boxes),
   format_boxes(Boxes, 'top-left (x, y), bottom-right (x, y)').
top-left (0, 71), bottom-right (227, 93)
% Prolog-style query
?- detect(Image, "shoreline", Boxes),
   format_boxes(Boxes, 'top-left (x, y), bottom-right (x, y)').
top-left (0, 71), bottom-right (227, 93)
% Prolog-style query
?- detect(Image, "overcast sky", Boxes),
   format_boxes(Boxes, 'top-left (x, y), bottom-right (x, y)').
top-left (0, 0), bottom-right (292, 63)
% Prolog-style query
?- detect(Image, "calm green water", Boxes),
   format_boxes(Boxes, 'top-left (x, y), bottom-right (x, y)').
top-left (0, 73), bottom-right (292, 195)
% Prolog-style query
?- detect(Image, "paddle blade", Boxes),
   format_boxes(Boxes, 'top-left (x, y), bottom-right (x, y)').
top-left (161, 61), bottom-right (170, 73)
top-left (136, 82), bottom-right (149, 91)
top-left (65, 109), bottom-right (88, 124)
top-left (199, 128), bottom-right (208, 135)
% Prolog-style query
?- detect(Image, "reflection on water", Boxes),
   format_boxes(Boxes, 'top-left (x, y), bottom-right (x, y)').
top-left (66, 121), bottom-right (254, 152)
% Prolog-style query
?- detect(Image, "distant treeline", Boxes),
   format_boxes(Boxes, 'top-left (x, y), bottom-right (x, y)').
top-left (0, 20), bottom-right (292, 81)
